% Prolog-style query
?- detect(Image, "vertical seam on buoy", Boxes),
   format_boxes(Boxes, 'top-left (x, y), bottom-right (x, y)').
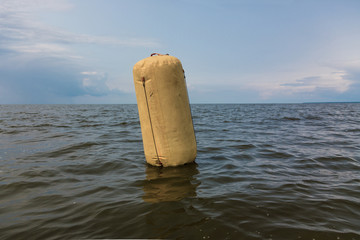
top-left (142, 77), bottom-right (162, 166)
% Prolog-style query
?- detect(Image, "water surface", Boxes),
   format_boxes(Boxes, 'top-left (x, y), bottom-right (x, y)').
top-left (1, 104), bottom-right (359, 239)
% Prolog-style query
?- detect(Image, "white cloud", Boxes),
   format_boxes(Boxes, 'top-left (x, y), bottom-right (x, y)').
top-left (8, 44), bottom-right (60, 54)
top-left (327, 59), bottom-right (360, 73)
top-left (246, 67), bottom-right (354, 100)
top-left (282, 71), bottom-right (350, 93)
top-left (0, 0), bottom-right (159, 60)
top-left (0, 0), bottom-right (73, 12)
top-left (80, 71), bottom-right (111, 96)
top-left (81, 71), bottom-right (98, 76)
top-left (80, 71), bottom-right (134, 94)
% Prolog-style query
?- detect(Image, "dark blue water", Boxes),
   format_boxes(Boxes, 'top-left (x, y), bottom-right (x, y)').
top-left (1, 104), bottom-right (359, 239)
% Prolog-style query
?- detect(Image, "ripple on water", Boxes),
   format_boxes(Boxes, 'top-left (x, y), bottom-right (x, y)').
top-left (1, 104), bottom-right (360, 239)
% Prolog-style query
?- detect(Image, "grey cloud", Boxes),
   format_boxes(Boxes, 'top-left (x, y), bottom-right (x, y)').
top-left (0, 0), bottom-right (149, 103)
top-left (0, 60), bottom-right (116, 103)
top-left (0, 58), bottom-right (84, 102)
top-left (281, 76), bottom-right (320, 87)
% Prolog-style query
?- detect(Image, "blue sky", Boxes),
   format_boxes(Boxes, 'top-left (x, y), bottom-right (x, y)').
top-left (1, 0), bottom-right (360, 104)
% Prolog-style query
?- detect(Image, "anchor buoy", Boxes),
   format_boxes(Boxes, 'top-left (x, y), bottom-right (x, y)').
top-left (133, 54), bottom-right (197, 167)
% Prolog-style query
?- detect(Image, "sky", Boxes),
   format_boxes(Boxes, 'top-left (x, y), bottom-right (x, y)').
top-left (1, 0), bottom-right (360, 104)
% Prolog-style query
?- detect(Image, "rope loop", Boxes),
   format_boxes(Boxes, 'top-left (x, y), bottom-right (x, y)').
top-left (150, 53), bottom-right (169, 57)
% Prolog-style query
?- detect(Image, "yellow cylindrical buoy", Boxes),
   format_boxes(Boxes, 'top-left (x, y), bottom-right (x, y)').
top-left (133, 54), bottom-right (197, 167)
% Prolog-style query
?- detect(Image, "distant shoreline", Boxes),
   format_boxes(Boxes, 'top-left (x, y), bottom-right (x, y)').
top-left (302, 102), bottom-right (360, 104)
top-left (1, 102), bottom-right (359, 105)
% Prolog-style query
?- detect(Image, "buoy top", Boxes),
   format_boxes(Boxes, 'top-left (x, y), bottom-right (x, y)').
top-left (133, 54), bottom-right (183, 75)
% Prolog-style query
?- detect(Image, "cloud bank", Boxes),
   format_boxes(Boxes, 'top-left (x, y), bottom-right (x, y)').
top-left (0, 0), bottom-right (156, 103)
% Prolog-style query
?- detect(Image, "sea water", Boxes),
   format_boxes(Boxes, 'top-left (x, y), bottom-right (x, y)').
top-left (0, 103), bottom-right (359, 239)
